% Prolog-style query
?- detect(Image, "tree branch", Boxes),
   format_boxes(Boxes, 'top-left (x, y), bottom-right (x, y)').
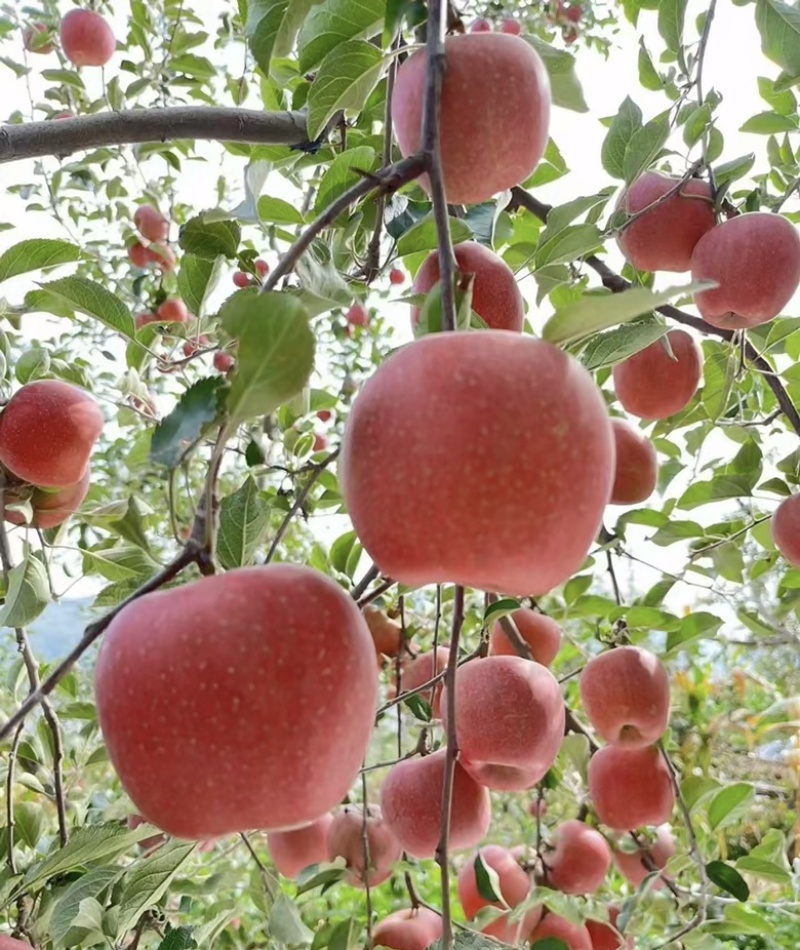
top-left (0, 108), bottom-right (312, 164)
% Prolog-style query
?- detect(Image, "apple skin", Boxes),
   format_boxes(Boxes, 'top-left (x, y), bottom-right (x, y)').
top-left (214, 351), bottom-right (235, 373)
top-left (585, 907), bottom-right (632, 950)
top-left (24, 23), bottom-right (54, 54)
top-left (530, 912), bottom-right (592, 950)
top-left (772, 494), bottom-right (800, 566)
top-left (387, 647), bottom-right (449, 717)
top-left (500, 18), bottom-right (522, 34)
top-left (691, 212), bottom-right (800, 330)
top-left (613, 823), bottom-right (674, 888)
top-left (128, 242), bottom-right (150, 269)
top-left (411, 242), bottom-right (524, 333)
top-left (442, 656), bottom-right (565, 790)
top-left (580, 646), bottom-right (670, 748)
top-left (481, 906), bottom-right (543, 945)
top-left (616, 173), bottom-right (715, 273)
top-left (612, 329), bottom-right (702, 421)
top-left (267, 813), bottom-right (333, 879)
top-left (372, 908), bottom-right (443, 950)
top-left (588, 745), bottom-right (675, 832)
top-left (609, 420), bottom-right (658, 505)
top-left (340, 331), bottom-right (614, 597)
top-left (458, 844), bottom-right (530, 919)
top-left (59, 9), bottom-right (116, 67)
top-left (156, 299), bottom-right (189, 324)
top-left (380, 749), bottom-right (491, 859)
top-left (5, 466), bottom-right (90, 529)
top-left (543, 819), bottom-right (611, 895)
top-left (134, 205), bottom-right (169, 243)
top-left (0, 380), bottom-right (103, 489)
top-left (392, 34), bottom-right (550, 205)
top-left (346, 304), bottom-right (370, 328)
top-left (326, 805), bottom-right (401, 887)
top-left (94, 564), bottom-right (379, 839)
top-left (489, 608), bottom-right (561, 667)
top-left (470, 18), bottom-right (492, 32)
top-left (0, 936), bottom-right (33, 950)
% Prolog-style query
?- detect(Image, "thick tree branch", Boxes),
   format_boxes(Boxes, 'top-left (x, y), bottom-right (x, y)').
top-left (508, 187), bottom-right (800, 438)
top-left (0, 108), bottom-right (313, 164)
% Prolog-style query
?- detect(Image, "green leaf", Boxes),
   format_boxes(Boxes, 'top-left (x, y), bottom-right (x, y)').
top-left (36, 277), bottom-right (134, 338)
top-left (666, 611), bottom-right (723, 651)
top-left (713, 153), bottom-right (756, 186)
top-left (116, 842), bottom-right (196, 935)
top-left (295, 245), bottom-right (354, 314)
top-left (51, 868), bottom-right (122, 947)
top-left (757, 75), bottom-right (797, 114)
top-left (0, 554), bottom-right (49, 628)
top-left (217, 477), bottom-right (271, 570)
top-left (483, 597), bottom-right (522, 627)
top-left (706, 861), bottom-right (750, 902)
top-left (474, 854), bottom-right (504, 904)
top-left (258, 195), bottom-right (306, 225)
top-left (155, 926), bottom-right (198, 950)
top-left (702, 345), bottom-right (736, 421)
top-left (307, 40), bottom-right (385, 141)
top-left (542, 281), bottom-right (708, 346)
top-left (222, 292), bottom-right (315, 425)
top-left (637, 38), bottom-right (663, 90)
top-left (396, 216), bottom-right (473, 256)
top-left (150, 377), bottom-right (228, 469)
top-left (580, 322), bottom-right (668, 372)
top-left (739, 112), bottom-right (798, 134)
top-left (756, 0), bottom-right (800, 77)
top-left (622, 111), bottom-right (671, 184)
top-left (13, 802), bottom-right (44, 849)
top-left (708, 783), bottom-right (755, 831)
top-left (298, 0), bottom-right (385, 73)
top-left (179, 215), bottom-right (241, 260)
top-left (82, 546), bottom-right (161, 585)
top-left (677, 475), bottom-right (756, 510)
top-left (601, 97), bottom-right (643, 180)
top-left (314, 146), bottom-right (377, 218)
top-left (0, 239), bottom-right (80, 282)
top-left (177, 254), bottom-right (224, 318)
top-left (524, 37), bottom-right (588, 113)
top-left (269, 892), bottom-right (314, 946)
top-left (658, 0), bottom-right (688, 54)
top-left (735, 855), bottom-right (791, 884)
top-left (535, 224), bottom-right (603, 267)
top-left (246, 0), bottom-right (323, 77)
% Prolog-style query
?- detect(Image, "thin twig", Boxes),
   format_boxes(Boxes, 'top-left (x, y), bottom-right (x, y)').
top-left (360, 772), bottom-right (374, 942)
top-left (351, 564), bottom-right (380, 601)
top-left (240, 833), bottom-right (277, 901)
top-left (434, 586), bottom-right (465, 950)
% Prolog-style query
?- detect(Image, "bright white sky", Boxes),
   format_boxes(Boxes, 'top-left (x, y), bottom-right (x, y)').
top-left (1, 2), bottom-right (795, 641)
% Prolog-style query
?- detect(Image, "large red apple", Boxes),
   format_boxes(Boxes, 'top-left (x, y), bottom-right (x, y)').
top-left (340, 331), bottom-right (614, 596)
top-left (5, 466), bottom-right (91, 529)
top-left (59, 9), bottom-right (116, 67)
top-left (0, 380), bottom-right (103, 488)
top-left (544, 819), bottom-right (611, 894)
top-left (772, 494), bottom-right (800, 566)
top-left (267, 813), bottom-right (333, 879)
top-left (372, 908), bottom-right (442, 950)
top-left (392, 33), bottom-right (550, 204)
top-left (530, 912), bottom-right (592, 950)
top-left (411, 242), bottom-right (524, 332)
top-left (326, 805), bottom-right (401, 887)
top-left (691, 212), bottom-right (800, 330)
top-left (579, 646), bottom-right (670, 748)
top-left (612, 329), bottom-right (702, 420)
top-left (442, 656), bottom-right (565, 790)
top-left (615, 172), bottom-right (715, 273)
top-left (609, 420), bottom-right (658, 505)
top-left (489, 608), bottom-right (562, 667)
top-left (588, 745), bottom-right (675, 831)
top-left (457, 845), bottom-right (530, 919)
top-left (94, 565), bottom-right (378, 839)
top-left (380, 749), bottom-right (491, 858)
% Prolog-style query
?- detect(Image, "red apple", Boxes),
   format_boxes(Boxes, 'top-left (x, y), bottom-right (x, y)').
top-left (326, 805), bottom-right (401, 887)
top-left (579, 647), bottom-right (671, 748)
top-left (389, 267), bottom-right (405, 285)
top-left (615, 172), bottom-right (715, 273)
top-left (530, 913), bottom-right (592, 950)
top-left (157, 299), bottom-right (189, 324)
top-left (0, 936), bottom-right (33, 950)
top-left (23, 23), bottom-right (54, 54)
top-left (346, 303), bottom-right (370, 328)
top-left (340, 331), bottom-right (614, 596)
top-left (612, 329), bottom-right (702, 421)
top-left (489, 608), bottom-right (562, 667)
top-left (411, 242), bottom-right (524, 332)
top-left (0, 380), bottom-right (103, 488)
top-left (134, 313), bottom-right (159, 331)
top-left (691, 212), bottom-right (800, 329)
top-left (392, 34), bottom-right (550, 205)
top-left (442, 656), bottom-right (565, 790)
top-left (233, 271), bottom-right (252, 288)
top-left (772, 494), bottom-right (800, 566)
top-left (214, 351), bottom-right (235, 373)
top-left (380, 749), bottom-right (491, 859)
top-left (145, 243), bottom-right (175, 272)
top-left (544, 819), bottom-right (611, 895)
top-left (372, 908), bottom-right (443, 950)
top-left (585, 907), bottom-right (632, 950)
top-left (458, 845), bottom-right (530, 918)
top-left (312, 432), bottom-right (328, 453)
top-left (267, 813), bottom-right (333, 878)
top-left (255, 258), bottom-right (270, 278)
top-left (4, 467), bottom-right (91, 530)
top-left (59, 9), bottom-right (116, 67)
top-left (94, 564), bottom-right (379, 839)
top-left (588, 745), bottom-right (675, 831)
top-left (128, 241), bottom-right (150, 269)
top-left (613, 824), bottom-right (675, 888)
top-left (134, 205), bottom-right (169, 243)
top-left (500, 18), bottom-right (522, 34)
top-left (609, 420), bottom-right (658, 505)
top-left (470, 18), bottom-right (492, 32)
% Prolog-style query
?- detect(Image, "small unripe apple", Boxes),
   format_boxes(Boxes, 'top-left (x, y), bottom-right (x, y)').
top-left (500, 18), bottom-right (522, 34)
top-left (157, 299), bottom-right (189, 324)
top-left (316, 409), bottom-right (333, 423)
top-left (389, 267), bottom-right (405, 285)
top-left (390, 647), bottom-right (449, 716)
top-left (772, 494), bottom-right (800, 566)
top-left (0, 381), bottom-right (103, 488)
top-left (411, 242), bottom-right (524, 332)
top-left (267, 813), bottom-right (333, 878)
top-left (362, 606), bottom-right (403, 659)
top-left (145, 243), bottom-right (175, 272)
top-left (380, 749), bottom-right (492, 859)
top-left (565, 4), bottom-right (583, 22)
top-left (470, 18), bottom-right (492, 32)
top-left (128, 241), bottom-right (150, 269)
top-left (616, 173), bottom-right (715, 274)
top-left (94, 564), bottom-right (379, 839)
top-left (588, 745), bottom-right (675, 831)
top-left (134, 313), bottom-right (158, 332)
top-left (233, 271), bottom-right (252, 288)
top-left (612, 329), bottom-right (702, 421)
top-left (312, 432), bottom-right (328, 452)
top-left (489, 608), bottom-right (561, 667)
top-left (392, 34), bottom-right (550, 205)
top-left (213, 351), bottom-right (235, 373)
top-left (23, 23), bottom-right (54, 54)
top-left (134, 205), bottom-right (169, 243)
top-left (609, 419), bottom-right (658, 505)
top-left (346, 303), bottom-right (369, 328)
top-left (5, 467), bottom-right (91, 530)
top-left (60, 9), bottom-right (116, 67)
top-left (326, 805), bottom-right (401, 887)
top-left (544, 819), bottom-right (611, 894)
top-left (372, 908), bottom-right (443, 950)
top-left (691, 212), bottom-right (800, 329)
top-left (580, 646), bottom-right (671, 748)
top-left (255, 258), bottom-right (270, 278)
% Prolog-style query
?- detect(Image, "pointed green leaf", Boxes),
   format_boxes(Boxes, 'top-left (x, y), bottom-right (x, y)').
top-left (35, 277), bottom-right (134, 338)
top-left (307, 40), bottom-right (385, 141)
top-left (756, 0), bottom-right (800, 76)
top-left (177, 254), bottom-right (224, 318)
top-left (579, 322), bottom-right (668, 372)
top-left (179, 215), bottom-right (241, 260)
top-left (0, 239), bottom-right (81, 283)
top-left (658, 0), bottom-right (687, 54)
top-left (116, 842), bottom-right (196, 936)
top-left (708, 783), bottom-right (755, 831)
top-left (217, 477), bottom-right (271, 570)
top-left (150, 377), bottom-right (228, 469)
top-left (524, 37), bottom-right (588, 113)
top-left (51, 868), bottom-right (122, 947)
top-left (396, 216), bottom-right (473, 256)
top-left (298, 0), bottom-right (385, 73)
top-left (622, 111), bottom-right (670, 184)
top-left (0, 554), bottom-right (49, 628)
top-left (222, 292), bottom-right (315, 424)
top-left (314, 146), bottom-right (377, 218)
top-left (601, 97), bottom-right (643, 180)
top-left (246, 0), bottom-right (323, 77)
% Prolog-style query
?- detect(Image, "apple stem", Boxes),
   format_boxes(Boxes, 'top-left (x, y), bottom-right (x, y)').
top-left (434, 584), bottom-right (464, 950)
